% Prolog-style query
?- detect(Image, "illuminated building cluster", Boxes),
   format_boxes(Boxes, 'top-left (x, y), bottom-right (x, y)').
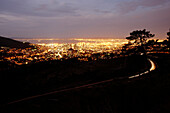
top-left (0, 39), bottom-right (128, 65)
top-left (0, 38), bottom-right (169, 66)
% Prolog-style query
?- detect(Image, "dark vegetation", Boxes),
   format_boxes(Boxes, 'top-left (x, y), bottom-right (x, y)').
top-left (1, 53), bottom-right (170, 113)
top-left (0, 54), bottom-right (149, 105)
top-left (126, 29), bottom-right (155, 46)
top-left (1, 29), bottom-right (170, 113)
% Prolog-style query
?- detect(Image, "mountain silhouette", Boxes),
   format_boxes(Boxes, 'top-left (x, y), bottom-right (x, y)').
top-left (0, 36), bottom-right (32, 48)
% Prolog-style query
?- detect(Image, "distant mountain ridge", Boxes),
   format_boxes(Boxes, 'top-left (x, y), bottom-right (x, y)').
top-left (0, 36), bottom-right (33, 48)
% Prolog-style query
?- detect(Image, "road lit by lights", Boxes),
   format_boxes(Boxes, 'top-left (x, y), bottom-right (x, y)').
top-left (148, 59), bottom-right (156, 71)
top-left (129, 58), bottom-right (156, 79)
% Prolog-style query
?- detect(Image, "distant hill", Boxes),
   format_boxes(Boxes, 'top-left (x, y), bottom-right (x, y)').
top-left (0, 36), bottom-right (33, 48)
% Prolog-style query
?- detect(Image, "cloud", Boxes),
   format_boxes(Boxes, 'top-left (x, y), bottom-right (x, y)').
top-left (93, 9), bottom-right (112, 14)
top-left (0, 0), bottom-right (170, 38)
top-left (0, 0), bottom-right (79, 17)
top-left (115, 0), bottom-right (170, 14)
top-left (0, 0), bottom-right (169, 17)
top-left (0, 16), bottom-right (9, 23)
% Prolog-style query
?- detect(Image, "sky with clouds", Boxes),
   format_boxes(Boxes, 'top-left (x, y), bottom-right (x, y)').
top-left (0, 0), bottom-right (170, 38)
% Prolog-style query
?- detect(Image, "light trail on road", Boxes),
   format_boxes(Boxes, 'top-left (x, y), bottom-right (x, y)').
top-left (148, 59), bottom-right (156, 71)
top-left (129, 58), bottom-right (156, 79)
top-left (7, 58), bottom-right (156, 105)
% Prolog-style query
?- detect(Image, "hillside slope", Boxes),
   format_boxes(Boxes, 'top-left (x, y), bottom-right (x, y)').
top-left (0, 36), bottom-right (32, 48)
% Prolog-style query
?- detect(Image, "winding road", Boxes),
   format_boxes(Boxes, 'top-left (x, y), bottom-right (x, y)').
top-left (7, 58), bottom-right (156, 105)
top-left (128, 58), bottom-right (156, 79)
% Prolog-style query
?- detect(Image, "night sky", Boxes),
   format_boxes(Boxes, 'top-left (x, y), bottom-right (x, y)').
top-left (0, 0), bottom-right (170, 39)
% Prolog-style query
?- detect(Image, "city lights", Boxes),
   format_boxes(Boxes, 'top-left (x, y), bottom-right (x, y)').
top-left (0, 39), bottom-right (128, 65)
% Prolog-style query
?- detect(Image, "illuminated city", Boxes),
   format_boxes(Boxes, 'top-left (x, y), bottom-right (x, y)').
top-left (0, 0), bottom-right (170, 112)
top-left (0, 38), bottom-right (129, 65)
top-left (0, 37), bottom-right (167, 66)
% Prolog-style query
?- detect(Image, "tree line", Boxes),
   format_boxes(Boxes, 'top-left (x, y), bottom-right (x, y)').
top-left (123, 29), bottom-right (170, 55)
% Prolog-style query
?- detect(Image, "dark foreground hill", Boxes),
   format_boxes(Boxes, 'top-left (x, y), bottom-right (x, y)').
top-left (0, 55), bottom-right (150, 104)
top-left (0, 36), bottom-right (32, 48)
top-left (1, 54), bottom-right (169, 113)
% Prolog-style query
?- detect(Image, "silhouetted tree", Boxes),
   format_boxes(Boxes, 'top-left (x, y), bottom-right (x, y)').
top-left (167, 30), bottom-right (170, 48)
top-left (121, 43), bottom-right (133, 55)
top-left (167, 31), bottom-right (170, 39)
top-left (126, 29), bottom-right (155, 54)
top-left (126, 29), bottom-right (155, 46)
top-left (146, 39), bottom-right (159, 47)
top-left (147, 40), bottom-right (155, 46)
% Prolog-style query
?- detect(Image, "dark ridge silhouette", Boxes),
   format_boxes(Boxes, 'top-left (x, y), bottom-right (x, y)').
top-left (0, 36), bottom-right (33, 48)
